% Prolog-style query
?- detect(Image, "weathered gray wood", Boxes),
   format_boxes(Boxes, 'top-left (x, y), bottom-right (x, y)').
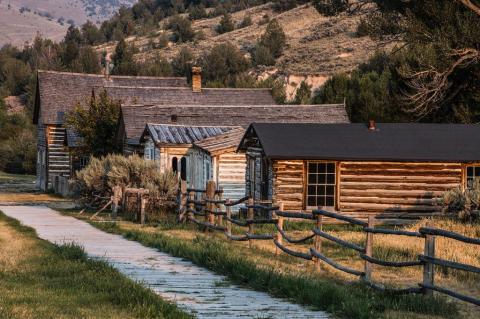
top-left (1, 206), bottom-right (329, 319)
top-left (310, 248), bottom-right (364, 277)
top-left (363, 216), bottom-right (374, 283)
top-left (419, 227), bottom-right (480, 245)
top-left (422, 223), bottom-right (436, 296)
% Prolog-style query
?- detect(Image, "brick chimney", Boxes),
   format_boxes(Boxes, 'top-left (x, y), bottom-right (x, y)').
top-left (192, 66), bottom-right (202, 93)
top-left (368, 120), bottom-right (376, 131)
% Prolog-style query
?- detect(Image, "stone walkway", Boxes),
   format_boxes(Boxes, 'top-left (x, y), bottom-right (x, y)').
top-left (1, 205), bottom-right (329, 319)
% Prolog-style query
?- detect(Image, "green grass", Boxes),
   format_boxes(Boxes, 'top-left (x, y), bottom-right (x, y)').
top-left (0, 171), bottom-right (35, 183)
top-left (91, 221), bottom-right (459, 319)
top-left (0, 211), bottom-right (193, 319)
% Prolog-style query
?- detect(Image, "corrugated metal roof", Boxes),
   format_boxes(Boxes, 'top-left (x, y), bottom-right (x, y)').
top-left (144, 124), bottom-right (236, 145)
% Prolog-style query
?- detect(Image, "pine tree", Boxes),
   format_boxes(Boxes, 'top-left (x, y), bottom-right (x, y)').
top-left (259, 20), bottom-right (286, 58)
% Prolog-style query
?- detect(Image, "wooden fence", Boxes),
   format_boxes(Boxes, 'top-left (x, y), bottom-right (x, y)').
top-left (178, 180), bottom-right (480, 307)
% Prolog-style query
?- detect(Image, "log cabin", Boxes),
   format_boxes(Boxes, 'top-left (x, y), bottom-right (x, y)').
top-left (140, 124), bottom-right (246, 201)
top-left (33, 70), bottom-right (188, 190)
top-left (238, 122), bottom-right (480, 221)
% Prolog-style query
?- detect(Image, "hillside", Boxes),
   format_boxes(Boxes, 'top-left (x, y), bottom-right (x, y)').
top-left (0, 0), bottom-right (136, 47)
top-left (96, 4), bottom-right (389, 99)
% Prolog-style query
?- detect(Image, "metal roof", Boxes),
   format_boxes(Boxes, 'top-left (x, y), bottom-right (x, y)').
top-left (142, 124), bottom-right (236, 146)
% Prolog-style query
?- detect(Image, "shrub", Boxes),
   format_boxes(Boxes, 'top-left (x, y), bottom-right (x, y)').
top-left (313, 0), bottom-right (349, 16)
top-left (259, 19), bottom-right (286, 58)
top-left (252, 44), bottom-right (275, 66)
top-left (441, 185), bottom-right (480, 223)
top-left (157, 32), bottom-right (169, 48)
top-left (73, 154), bottom-right (178, 216)
top-left (188, 4), bottom-right (207, 20)
top-left (238, 15), bottom-right (252, 28)
top-left (217, 13), bottom-right (235, 34)
top-left (272, 0), bottom-right (298, 12)
top-left (293, 81), bottom-right (312, 104)
top-left (168, 15), bottom-right (195, 42)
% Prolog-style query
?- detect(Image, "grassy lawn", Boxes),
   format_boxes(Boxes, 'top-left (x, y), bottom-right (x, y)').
top-left (0, 171), bottom-right (35, 183)
top-left (61, 209), bottom-right (477, 319)
top-left (0, 211), bottom-right (192, 319)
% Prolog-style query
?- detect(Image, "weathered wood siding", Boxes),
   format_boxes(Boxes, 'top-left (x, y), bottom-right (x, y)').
top-left (338, 162), bottom-right (462, 218)
top-left (217, 153), bottom-right (246, 201)
top-left (272, 160), bottom-right (304, 211)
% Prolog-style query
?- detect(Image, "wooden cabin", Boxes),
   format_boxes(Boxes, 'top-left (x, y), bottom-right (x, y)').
top-left (33, 70), bottom-right (188, 190)
top-left (141, 124), bottom-right (247, 201)
top-left (238, 122), bottom-right (480, 221)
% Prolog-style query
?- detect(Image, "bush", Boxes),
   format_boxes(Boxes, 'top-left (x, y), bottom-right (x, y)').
top-left (217, 13), bottom-right (235, 34)
top-left (313, 0), bottom-right (349, 16)
top-left (252, 44), bottom-right (275, 66)
top-left (441, 185), bottom-right (480, 223)
top-left (157, 32), bottom-right (169, 48)
top-left (188, 4), bottom-right (207, 20)
top-left (238, 15), bottom-right (252, 28)
top-left (73, 154), bottom-right (178, 216)
top-left (168, 15), bottom-right (195, 42)
top-left (272, 0), bottom-right (298, 12)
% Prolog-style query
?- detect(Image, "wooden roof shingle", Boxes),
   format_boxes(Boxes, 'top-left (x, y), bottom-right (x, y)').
top-left (193, 127), bottom-right (246, 156)
top-left (142, 124), bottom-right (237, 146)
top-left (34, 70), bottom-right (188, 124)
top-left (120, 103), bottom-right (349, 145)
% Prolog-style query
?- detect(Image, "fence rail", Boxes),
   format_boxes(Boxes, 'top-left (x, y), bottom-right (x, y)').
top-left (178, 180), bottom-right (480, 307)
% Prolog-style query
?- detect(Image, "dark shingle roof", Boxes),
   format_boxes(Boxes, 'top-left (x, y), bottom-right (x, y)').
top-left (240, 123), bottom-right (480, 162)
top-left (120, 104), bottom-right (348, 145)
top-left (34, 70), bottom-right (188, 124)
top-left (102, 86), bottom-right (276, 105)
top-left (141, 124), bottom-right (236, 145)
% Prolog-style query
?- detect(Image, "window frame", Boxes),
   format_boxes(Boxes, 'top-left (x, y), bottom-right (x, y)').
top-left (464, 164), bottom-right (480, 190)
top-left (305, 161), bottom-right (338, 210)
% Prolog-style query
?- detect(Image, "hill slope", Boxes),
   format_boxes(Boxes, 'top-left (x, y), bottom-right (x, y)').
top-left (0, 0), bottom-right (136, 47)
top-left (97, 4), bottom-right (388, 99)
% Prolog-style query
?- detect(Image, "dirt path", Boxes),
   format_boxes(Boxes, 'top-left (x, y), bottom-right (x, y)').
top-left (0, 205), bottom-right (329, 319)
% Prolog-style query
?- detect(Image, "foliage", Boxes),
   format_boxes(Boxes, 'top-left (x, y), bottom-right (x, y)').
top-left (313, 0), bottom-right (349, 16)
top-left (73, 154), bottom-right (178, 213)
top-left (65, 90), bottom-right (121, 157)
top-left (441, 185), bottom-right (480, 223)
top-left (111, 38), bottom-right (138, 75)
top-left (238, 15), bottom-right (252, 28)
top-left (139, 54), bottom-right (173, 76)
top-left (157, 32), bottom-right (170, 48)
top-left (252, 44), bottom-right (275, 66)
top-left (168, 15), bottom-right (195, 43)
top-left (200, 43), bottom-right (250, 86)
top-left (293, 81), bottom-right (312, 104)
top-left (188, 4), bottom-right (208, 20)
top-left (172, 47), bottom-right (194, 77)
top-left (313, 51), bottom-right (410, 122)
top-left (259, 19), bottom-right (286, 58)
top-left (217, 13), bottom-right (235, 34)
top-left (272, 0), bottom-right (299, 12)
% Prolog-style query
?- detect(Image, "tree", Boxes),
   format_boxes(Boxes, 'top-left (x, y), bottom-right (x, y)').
top-left (201, 43), bottom-right (250, 86)
top-left (72, 46), bottom-right (101, 74)
top-left (62, 26), bottom-right (82, 67)
top-left (168, 15), bottom-right (195, 42)
top-left (294, 81), bottom-right (312, 104)
top-left (81, 21), bottom-right (105, 45)
top-left (188, 4), bottom-right (207, 20)
top-left (65, 90), bottom-right (121, 156)
top-left (139, 54), bottom-right (173, 76)
top-left (272, 0), bottom-right (298, 12)
top-left (111, 38), bottom-right (138, 75)
top-left (217, 13), bottom-right (235, 34)
top-left (171, 47), bottom-right (194, 76)
top-left (259, 20), bottom-right (286, 58)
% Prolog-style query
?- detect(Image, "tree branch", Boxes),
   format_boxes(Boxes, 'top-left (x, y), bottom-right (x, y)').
top-left (457, 0), bottom-right (480, 16)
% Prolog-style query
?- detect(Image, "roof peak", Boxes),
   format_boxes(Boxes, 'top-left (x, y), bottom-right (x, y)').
top-left (37, 69), bottom-right (187, 80)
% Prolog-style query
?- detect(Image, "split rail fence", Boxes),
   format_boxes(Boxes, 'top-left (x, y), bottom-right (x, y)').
top-left (178, 180), bottom-right (480, 307)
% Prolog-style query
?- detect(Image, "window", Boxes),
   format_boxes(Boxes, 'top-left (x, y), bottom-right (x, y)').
top-left (307, 162), bottom-right (336, 208)
top-left (172, 157), bottom-right (178, 173)
top-left (205, 161), bottom-right (210, 182)
top-left (466, 165), bottom-right (480, 189)
top-left (180, 157), bottom-right (187, 181)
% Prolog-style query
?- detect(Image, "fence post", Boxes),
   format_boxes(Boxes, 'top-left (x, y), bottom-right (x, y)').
top-left (179, 180), bottom-right (187, 218)
top-left (206, 181), bottom-right (216, 229)
top-left (275, 202), bottom-right (284, 256)
top-left (121, 186), bottom-right (126, 213)
top-left (140, 193), bottom-right (147, 225)
top-left (111, 186), bottom-right (120, 220)
top-left (314, 206), bottom-right (323, 271)
top-left (247, 197), bottom-right (254, 248)
top-left (217, 188), bottom-right (224, 226)
top-left (422, 222), bottom-right (436, 295)
top-left (363, 215), bottom-right (374, 283)
top-left (226, 199), bottom-right (232, 236)
top-left (188, 190), bottom-right (195, 222)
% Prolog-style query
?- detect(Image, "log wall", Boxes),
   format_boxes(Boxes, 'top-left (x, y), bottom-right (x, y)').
top-left (217, 153), bottom-right (247, 201)
top-left (338, 162), bottom-right (463, 218)
top-left (272, 160), bottom-right (304, 211)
